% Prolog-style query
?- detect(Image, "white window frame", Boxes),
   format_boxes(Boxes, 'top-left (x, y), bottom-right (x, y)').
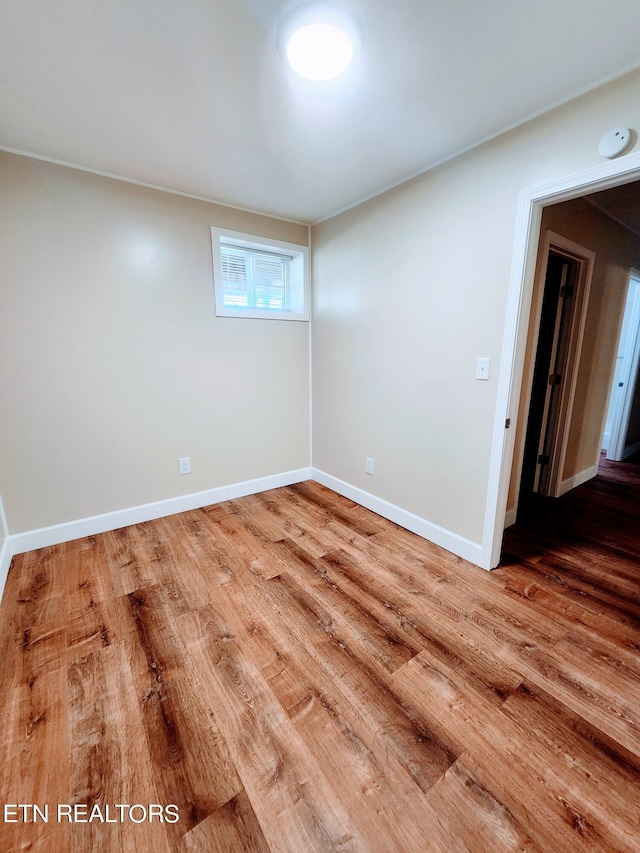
top-left (211, 227), bottom-right (309, 321)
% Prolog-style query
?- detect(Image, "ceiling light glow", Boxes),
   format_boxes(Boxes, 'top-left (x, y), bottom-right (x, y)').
top-left (286, 23), bottom-right (353, 81)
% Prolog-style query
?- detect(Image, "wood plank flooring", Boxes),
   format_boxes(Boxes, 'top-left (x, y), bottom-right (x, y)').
top-left (1, 468), bottom-right (640, 852)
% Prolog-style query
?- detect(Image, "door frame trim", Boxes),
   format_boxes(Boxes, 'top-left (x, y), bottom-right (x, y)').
top-left (483, 150), bottom-right (640, 569)
top-left (607, 270), bottom-right (640, 461)
top-left (535, 234), bottom-right (595, 499)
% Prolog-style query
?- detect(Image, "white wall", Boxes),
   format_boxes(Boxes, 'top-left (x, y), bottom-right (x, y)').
top-left (0, 152), bottom-right (310, 534)
top-left (312, 68), bottom-right (640, 547)
top-left (3, 69), bottom-right (640, 564)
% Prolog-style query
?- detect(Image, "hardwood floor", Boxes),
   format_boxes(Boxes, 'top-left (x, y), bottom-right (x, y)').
top-left (1, 471), bottom-right (640, 852)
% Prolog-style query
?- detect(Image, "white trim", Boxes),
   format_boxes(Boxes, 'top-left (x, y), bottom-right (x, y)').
top-left (211, 227), bottom-right (310, 321)
top-left (0, 489), bottom-right (8, 546)
top-left (484, 150), bottom-right (640, 570)
top-left (621, 439), bottom-right (640, 461)
top-left (308, 223), bottom-right (314, 467)
top-left (556, 463), bottom-right (600, 497)
top-left (0, 146), bottom-right (308, 226)
top-left (0, 465), bottom-right (486, 605)
top-left (312, 61), bottom-right (640, 226)
top-left (0, 490), bottom-right (10, 603)
top-left (6, 469), bottom-right (312, 560)
top-left (511, 231), bottom-right (595, 501)
top-left (546, 237), bottom-right (595, 498)
top-left (312, 468), bottom-right (484, 568)
top-left (0, 538), bottom-right (12, 606)
top-left (504, 462), bottom-right (600, 509)
top-left (3, 58), bottom-right (640, 230)
top-left (482, 191), bottom-right (542, 570)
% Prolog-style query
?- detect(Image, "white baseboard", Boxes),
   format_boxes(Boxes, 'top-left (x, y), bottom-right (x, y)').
top-left (504, 507), bottom-right (517, 529)
top-left (311, 468), bottom-right (484, 568)
top-left (0, 538), bottom-right (12, 607)
top-left (622, 440), bottom-right (640, 461)
top-left (0, 463), bottom-right (488, 605)
top-left (503, 460), bottom-right (601, 529)
top-left (557, 462), bottom-right (600, 497)
top-left (0, 490), bottom-right (10, 598)
top-left (0, 468), bottom-right (312, 604)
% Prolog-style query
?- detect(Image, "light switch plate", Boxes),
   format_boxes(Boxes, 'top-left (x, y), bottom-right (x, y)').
top-left (476, 357), bottom-right (490, 380)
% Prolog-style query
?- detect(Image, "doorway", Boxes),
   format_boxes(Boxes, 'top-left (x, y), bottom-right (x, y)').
top-left (484, 151), bottom-right (640, 570)
top-left (517, 235), bottom-right (594, 511)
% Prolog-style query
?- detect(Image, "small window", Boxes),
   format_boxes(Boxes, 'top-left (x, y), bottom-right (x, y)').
top-left (211, 227), bottom-right (309, 320)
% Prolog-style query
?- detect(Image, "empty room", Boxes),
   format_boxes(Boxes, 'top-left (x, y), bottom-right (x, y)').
top-left (2, 1), bottom-right (640, 851)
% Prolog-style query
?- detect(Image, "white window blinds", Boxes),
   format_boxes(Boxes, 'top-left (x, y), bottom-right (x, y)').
top-left (211, 227), bottom-right (309, 321)
top-left (220, 244), bottom-right (292, 311)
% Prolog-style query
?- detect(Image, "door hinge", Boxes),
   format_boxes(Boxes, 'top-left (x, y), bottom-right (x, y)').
top-left (505, 418), bottom-right (511, 429)
top-left (538, 454), bottom-right (550, 465)
top-left (548, 373), bottom-right (562, 386)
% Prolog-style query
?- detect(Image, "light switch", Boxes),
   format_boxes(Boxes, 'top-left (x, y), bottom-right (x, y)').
top-left (476, 357), bottom-right (490, 380)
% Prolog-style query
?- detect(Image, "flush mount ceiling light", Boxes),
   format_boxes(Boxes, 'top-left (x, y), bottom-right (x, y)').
top-left (286, 22), bottom-right (354, 80)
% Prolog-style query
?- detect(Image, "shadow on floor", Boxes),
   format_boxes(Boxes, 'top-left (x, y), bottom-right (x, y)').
top-left (501, 452), bottom-right (640, 567)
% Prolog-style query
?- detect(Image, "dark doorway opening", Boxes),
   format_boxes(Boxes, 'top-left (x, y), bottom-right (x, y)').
top-left (519, 251), bottom-right (581, 515)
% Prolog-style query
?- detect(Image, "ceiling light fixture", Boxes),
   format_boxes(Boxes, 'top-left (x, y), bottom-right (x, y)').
top-left (286, 22), bottom-right (354, 81)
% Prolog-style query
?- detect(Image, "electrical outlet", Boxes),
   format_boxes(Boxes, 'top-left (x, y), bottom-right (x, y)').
top-left (365, 457), bottom-right (375, 475)
top-left (178, 457), bottom-right (191, 475)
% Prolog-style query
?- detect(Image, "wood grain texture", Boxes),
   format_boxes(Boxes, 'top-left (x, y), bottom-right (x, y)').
top-left (1, 460), bottom-right (640, 851)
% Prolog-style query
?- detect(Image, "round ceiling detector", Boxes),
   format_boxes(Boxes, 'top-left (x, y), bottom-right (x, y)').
top-left (286, 23), bottom-right (353, 80)
top-left (598, 127), bottom-right (632, 159)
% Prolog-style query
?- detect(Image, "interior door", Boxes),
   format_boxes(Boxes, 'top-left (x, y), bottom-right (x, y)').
top-left (520, 252), bottom-right (579, 499)
top-left (606, 274), bottom-right (640, 460)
